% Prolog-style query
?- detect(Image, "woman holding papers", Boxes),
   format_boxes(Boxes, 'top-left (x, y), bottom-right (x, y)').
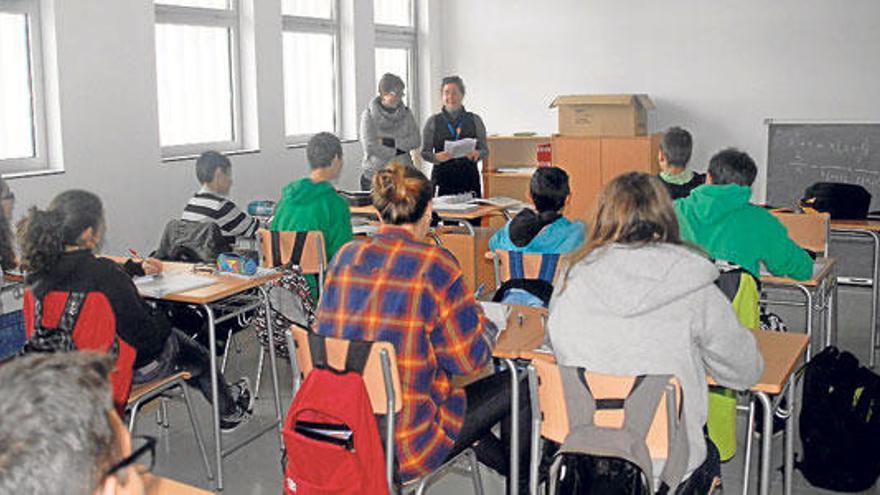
top-left (17, 189), bottom-right (253, 431)
top-left (421, 75), bottom-right (488, 197)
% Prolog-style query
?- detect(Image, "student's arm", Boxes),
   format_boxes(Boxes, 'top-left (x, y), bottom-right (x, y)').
top-left (360, 109), bottom-right (397, 162)
top-left (761, 216), bottom-right (814, 281)
top-left (396, 108), bottom-right (422, 153)
top-left (695, 286), bottom-right (764, 390)
top-left (101, 260), bottom-right (171, 358)
top-left (325, 199), bottom-right (353, 260)
top-left (217, 200), bottom-right (258, 239)
top-left (429, 258), bottom-right (498, 376)
top-left (420, 117), bottom-right (441, 164)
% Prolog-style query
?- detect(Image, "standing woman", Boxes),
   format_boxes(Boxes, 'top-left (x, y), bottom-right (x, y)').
top-left (359, 73), bottom-right (421, 190)
top-left (421, 75), bottom-right (488, 197)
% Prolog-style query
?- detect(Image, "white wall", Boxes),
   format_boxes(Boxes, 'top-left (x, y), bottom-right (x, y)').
top-left (438, 0), bottom-right (880, 201)
top-left (6, 0), bottom-right (434, 256)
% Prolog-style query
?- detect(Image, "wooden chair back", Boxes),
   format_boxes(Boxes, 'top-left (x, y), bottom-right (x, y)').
top-left (487, 249), bottom-right (567, 289)
top-left (532, 359), bottom-right (681, 460)
top-left (770, 211), bottom-right (830, 255)
top-left (257, 229), bottom-right (326, 274)
top-left (290, 325), bottom-right (403, 415)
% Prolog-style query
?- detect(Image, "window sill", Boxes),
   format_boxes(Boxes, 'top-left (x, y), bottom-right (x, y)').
top-left (161, 148), bottom-right (261, 163)
top-left (285, 138), bottom-right (359, 150)
top-left (2, 168), bottom-right (65, 180)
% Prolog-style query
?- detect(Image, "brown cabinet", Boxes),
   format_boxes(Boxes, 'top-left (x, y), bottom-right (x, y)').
top-left (483, 134), bottom-right (660, 223)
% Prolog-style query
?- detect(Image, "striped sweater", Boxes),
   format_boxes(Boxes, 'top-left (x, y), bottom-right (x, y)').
top-left (181, 187), bottom-right (258, 243)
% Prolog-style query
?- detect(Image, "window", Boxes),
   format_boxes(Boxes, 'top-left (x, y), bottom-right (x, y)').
top-left (154, 0), bottom-right (241, 156)
top-left (282, 0), bottom-right (339, 142)
top-left (374, 0), bottom-right (417, 117)
top-left (0, 0), bottom-right (47, 173)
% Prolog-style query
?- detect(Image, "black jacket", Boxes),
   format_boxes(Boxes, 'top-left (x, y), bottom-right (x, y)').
top-left (28, 250), bottom-right (171, 366)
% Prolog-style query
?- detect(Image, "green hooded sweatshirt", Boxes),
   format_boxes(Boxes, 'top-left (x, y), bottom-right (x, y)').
top-left (271, 178), bottom-right (353, 298)
top-left (674, 184), bottom-right (813, 281)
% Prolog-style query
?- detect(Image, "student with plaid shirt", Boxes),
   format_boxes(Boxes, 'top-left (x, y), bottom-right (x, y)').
top-left (316, 162), bottom-right (529, 490)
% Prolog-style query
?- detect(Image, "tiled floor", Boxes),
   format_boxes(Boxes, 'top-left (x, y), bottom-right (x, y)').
top-left (140, 285), bottom-right (878, 494)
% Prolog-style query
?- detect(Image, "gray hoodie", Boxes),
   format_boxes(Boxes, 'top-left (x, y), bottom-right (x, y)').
top-left (359, 96), bottom-right (421, 179)
top-left (547, 243), bottom-right (763, 476)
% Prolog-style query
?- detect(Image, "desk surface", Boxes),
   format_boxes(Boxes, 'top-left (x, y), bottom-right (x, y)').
top-left (350, 203), bottom-right (505, 221)
top-left (760, 256), bottom-right (836, 288)
top-left (831, 219), bottom-right (880, 231)
top-left (499, 307), bottom-right (808, 395)
top-left (107, 257), bottom-right (281, 304)
top-left (144, 474), bottom-right (213, 495)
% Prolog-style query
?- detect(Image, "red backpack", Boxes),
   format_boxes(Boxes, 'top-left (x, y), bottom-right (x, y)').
top-left (282, 333), bottom-right (388, 495)
top-left (22, 289), bottom-right (137, 412)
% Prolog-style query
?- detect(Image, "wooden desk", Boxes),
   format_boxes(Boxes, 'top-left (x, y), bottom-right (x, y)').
top-left (112, 257), bottom-right (283, 491)
top-left (501, 309), bottom-right (807, 495)
top-left (144, 474), bottom-right (213, 495)
top-left (830, 219), bottom-right (880, 367)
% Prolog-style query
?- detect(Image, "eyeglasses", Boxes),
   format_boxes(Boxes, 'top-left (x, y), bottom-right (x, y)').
top-left (104, 435), bottom-right (156, 479)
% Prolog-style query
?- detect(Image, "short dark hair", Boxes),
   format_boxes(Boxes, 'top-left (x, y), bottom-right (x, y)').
top-left (0, 352), bottom-right (117, 495)
top-left (441, 75), bottom-right (465, 95)
top-left (195, 150), bottom-right (231, 184)
top-left (660, 127), bottom-right (693, 168)
top-left (378, 73), bottom-right (405, 95)
top-left (307, 132), bottom-right (343, 170)
top-left (708, 148), bottom-right (757, 186)
top-left (530, 167), bottom-right (570, 213)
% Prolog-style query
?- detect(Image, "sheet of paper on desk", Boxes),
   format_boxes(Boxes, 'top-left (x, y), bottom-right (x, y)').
top-left (471, 196), bottom-right (527, 210)
top-left (480, 301), bottom-right (509, 333)
top-left (353, 224), bottom-right (379, 236)
top-left (133, 273), bottom-right (217, 298)
top-left (433, 194), bottom-right (479, 212)
top-left (444, 138), bottom-right (477, 159)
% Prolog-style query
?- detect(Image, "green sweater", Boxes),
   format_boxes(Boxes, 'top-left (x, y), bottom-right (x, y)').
top-left (674, 184), bottom-right (813, 280)
top-left (271, 178), bottom-right (353, 298)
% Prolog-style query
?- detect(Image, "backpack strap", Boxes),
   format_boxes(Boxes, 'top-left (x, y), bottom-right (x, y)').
top-left (491, 279), bottom-right (554, 307)
top-left (508, 251), bottom-right (525, 279)
top-left (344, 340), bottom-right (373, 374)
top-left (57, 292), bottom-right (86, 334)
top-left (289, 231), bottom-right (308, 267)
top-left (308, 332), bottom-right (328, 370)
top-left (271, 231), bottom-right (282, 267)
top-left (537, 253), bottom-right (560, 283)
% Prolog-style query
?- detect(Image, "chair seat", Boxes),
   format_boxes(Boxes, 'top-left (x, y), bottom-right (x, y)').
top-left (127, 371), bottom-right (192, 406)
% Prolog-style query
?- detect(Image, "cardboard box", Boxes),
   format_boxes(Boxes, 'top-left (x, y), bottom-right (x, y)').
top-left (550, 94), bottom-right (654, 136)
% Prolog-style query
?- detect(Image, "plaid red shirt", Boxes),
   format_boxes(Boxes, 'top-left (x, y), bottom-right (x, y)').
top-left (315, 225), bottom-right (497, 481)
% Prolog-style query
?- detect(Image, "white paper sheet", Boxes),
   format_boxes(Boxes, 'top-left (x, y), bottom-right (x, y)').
top-left (133, 273), bottom-right (217, 298)
top-left (444, 138), bottom-right (477, 159)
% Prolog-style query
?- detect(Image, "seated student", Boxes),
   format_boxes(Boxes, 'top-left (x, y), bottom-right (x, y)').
top-left (547, 172), bottom-right (763, 491)
top-left (488, 166), bottom-right (584, 306)
top-left (18, 189), bottom-right (252, 431)
top-left (315, 162), bottom-right (529, 490)
top-left (0, 178), bottom-right (17, 270)
top-left (674, 148), bottom-right (813, 282)
top-left (658, 127), bottom-right (705, 200)
top-left (271, 132), bottom-right (353, 300)
top-left (0, 352), bottom-right (147, 495)
top-left (182, 150), bottom-right (259, 246)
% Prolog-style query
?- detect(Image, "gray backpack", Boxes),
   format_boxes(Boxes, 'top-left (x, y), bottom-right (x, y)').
top-left (548, 369), bottom-right (690, 495)
top-left (155, 219), bottom-right (230, 263)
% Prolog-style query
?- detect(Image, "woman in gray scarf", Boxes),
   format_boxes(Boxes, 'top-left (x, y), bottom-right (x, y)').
top-left (359, 73), bottom-right (421, 190)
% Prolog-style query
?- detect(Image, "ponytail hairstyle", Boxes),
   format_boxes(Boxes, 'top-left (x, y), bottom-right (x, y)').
top-left (17, 190), bottom-right (105, 274)
top-left (371, 162), bottom-right (432, 225)
top-left (568, 172), bottom-right (680, 267)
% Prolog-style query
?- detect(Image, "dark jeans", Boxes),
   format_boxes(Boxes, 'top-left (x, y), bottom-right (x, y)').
top-left (132, 328), bottom-right (237, 416)
top-left (445, 369), bottom-right (531, 492)
top-left (430, 158), bottom-right (481, 198)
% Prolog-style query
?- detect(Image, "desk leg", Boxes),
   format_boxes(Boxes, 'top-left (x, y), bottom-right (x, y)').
top-left (503, 358), bottom-right (519, 495)
top-left (259, 286), bottom-right (284, 445)
top-left (869, 231), bottom-right (880, 368)
top-left (783, 376), bottom-right (796, 495)
top-left (202, 304), bottom-right (224, 491)
top-left (794, 285), bottom-right (814, 360)
top-left (741, 398), bottom-right (756, 495)
top-left (826, 278), bottom-right (838, 349)
top-left (755, 392), bottom-right (773, 495)
top-left (527, 366), bottom-right (541, 495)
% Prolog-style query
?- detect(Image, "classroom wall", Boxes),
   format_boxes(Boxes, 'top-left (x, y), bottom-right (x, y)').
top-left (7, 0), bottom-right (441, 256)
top-left (438, 0), bottom-right (880, 202)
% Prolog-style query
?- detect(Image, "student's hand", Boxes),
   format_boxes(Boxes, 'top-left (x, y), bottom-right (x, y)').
top-left (466, 150), bottom-right (481, 161)
top-left (435, 151), bottom-right (451, 162)
top-left (141, 257), bottom-right (163, 275)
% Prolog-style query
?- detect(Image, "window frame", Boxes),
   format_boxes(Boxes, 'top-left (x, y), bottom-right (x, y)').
top-left (0, 0), bottom-right (49, 175)
top-left (281, 0), bottom-right (342, 145)
top-left (154, 1), bottom-right (244, 158)
top-left (374, 0), bottom-right (418, 124)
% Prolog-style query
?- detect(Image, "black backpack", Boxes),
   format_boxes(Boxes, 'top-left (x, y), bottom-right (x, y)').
top-left (800, 182), bottom-right (872, 220)
top-left (797, 346), bottom-right (880, 492)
